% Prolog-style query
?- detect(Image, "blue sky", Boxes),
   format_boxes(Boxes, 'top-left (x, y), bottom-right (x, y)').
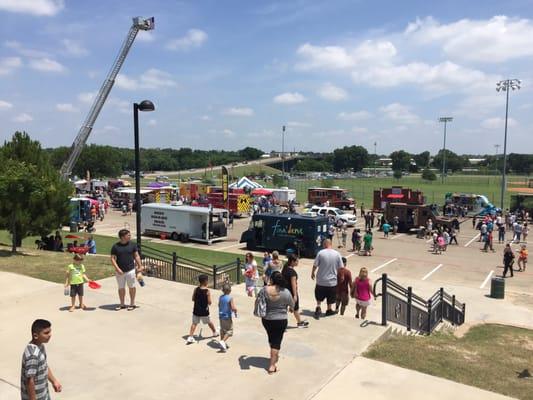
top-left (0, 0), bottom-right (532, 155)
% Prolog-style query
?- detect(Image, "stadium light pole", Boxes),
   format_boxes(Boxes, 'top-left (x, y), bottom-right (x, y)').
top-left (374, 141), bottom-right (377, 176)
top-left (496, 79), bottom-right (521, 210)
top-left (438, 117), bottom-right (453, 183)
top-left (133, 100), bottom-right (155, 250)
top-left (494, 144), bottom-right (500, 174)
top-left (281, 125), bottom-right (286, 183)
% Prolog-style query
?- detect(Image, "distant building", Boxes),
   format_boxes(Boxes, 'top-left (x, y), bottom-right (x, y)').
top-left (468, 158), bottom-right (485, 165)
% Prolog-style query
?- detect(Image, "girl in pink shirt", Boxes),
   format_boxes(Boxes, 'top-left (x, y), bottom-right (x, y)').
top-left (351, 267), bottom-right (372, 319)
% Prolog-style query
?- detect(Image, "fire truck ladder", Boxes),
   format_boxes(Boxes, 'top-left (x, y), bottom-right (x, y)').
top-left (59, 16), bottom-right (155, 179)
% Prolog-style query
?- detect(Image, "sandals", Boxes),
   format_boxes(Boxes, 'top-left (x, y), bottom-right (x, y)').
top-left (127, 305), bottom-right (137, 311)
top-left (268, 367), bottom-right (278, 375)
top-left (115, 305), bottom-right (127, 311)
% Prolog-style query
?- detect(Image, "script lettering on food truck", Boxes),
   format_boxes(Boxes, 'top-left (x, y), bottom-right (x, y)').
top-left (150, 210), bottom-right (168, 228)
top-left (271, 219), bottom-right (303, 237)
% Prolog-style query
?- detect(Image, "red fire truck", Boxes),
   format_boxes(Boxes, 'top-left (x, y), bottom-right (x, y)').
top-left (195, 192), bottom-right (251, 216)
top-left (307, 187), bottom-right (354, 209)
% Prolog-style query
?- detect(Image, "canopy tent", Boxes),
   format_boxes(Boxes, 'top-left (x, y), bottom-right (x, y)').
top-left (147, 181), bottom-right (170, 188)
top-left (252, 188), bottom-right (273, 196)
top-left (229, 177), bottom-right (263, 190)
top-left (74, 179), bottom-right (87, 186)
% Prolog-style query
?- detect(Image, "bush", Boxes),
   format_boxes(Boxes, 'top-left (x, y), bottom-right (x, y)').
top-left (393, 170), bottom-right (402, 180)
top-left (422, 168), bottom-right (437, 181)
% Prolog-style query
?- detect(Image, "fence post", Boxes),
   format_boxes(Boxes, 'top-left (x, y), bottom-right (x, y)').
top-left (452, 295), bottom-right (456, 326)
top-left (440, 288), bottom-right (444, 323)
top-left (427, 299), bottom-right (432, 334)
top-left (236, 258), bottom-right (242, 284)
top-left (172, 252), bottom-right (177, 282)
top-left (212, 265), bottom-right (217, 289)
top-left (381, 273), bottom-right (388, 326)
top-left (407, 286), bottom-right (412, 332)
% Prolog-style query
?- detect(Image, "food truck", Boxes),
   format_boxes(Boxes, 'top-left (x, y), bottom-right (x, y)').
top-left (141, 204), bottom-right (228, 244)
top-left (444, 193), bottom-right (499, 216)
top-left (373, 187), bottom-right (424, 211)
top-left (240, 213), bottom-right (329, 257)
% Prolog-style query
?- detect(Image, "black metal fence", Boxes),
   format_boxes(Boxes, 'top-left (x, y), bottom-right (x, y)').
top-left (373, 273), bottom-right (465, 334)
top-left (141, 244), bottom-right (242, 289)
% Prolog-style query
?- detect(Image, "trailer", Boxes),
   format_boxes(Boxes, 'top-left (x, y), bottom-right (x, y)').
top-left (270, 187), bottom-right (297, 206)
top-left (141, 204), bottom-right (228, 245)
top-left (373, 186), bottom-right (424, 211)
top-left (384, 203), bottom-right (459, 233)
top-left (444, 193), bottom-right (499, 216)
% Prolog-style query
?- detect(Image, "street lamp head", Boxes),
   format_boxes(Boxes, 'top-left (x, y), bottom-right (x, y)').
top-left (138, 100), bottom-right (155, 112)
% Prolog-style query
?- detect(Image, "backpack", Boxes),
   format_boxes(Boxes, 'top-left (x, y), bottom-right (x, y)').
top-left (254, 287), bottom-right (267, 318)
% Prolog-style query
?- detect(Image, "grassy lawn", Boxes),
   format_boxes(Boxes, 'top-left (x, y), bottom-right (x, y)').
top-left (364, 324), bottom-right (533, 400)
top-left (288, 175), bottom-right (524, 209)
top-left (0, 246), bottom-right (115, 283)
top-left (0, 231), bottom-right (244, 284)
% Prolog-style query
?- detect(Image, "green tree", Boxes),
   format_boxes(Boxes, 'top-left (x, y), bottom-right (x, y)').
top-left (421, 168), bottom-right (437, 181)
top-left (238, 147), bottom-right (263, 160)
top-left (432, 150), bottom-right (466, 172)
top-left (413, 151), bottom-right (430, 169)
top-left (393, 170), bottom-right (402, 180)
top-left (272, 174), bottom-right (284, 187)
top-left (390, 150), bottom-right (412, 171)
top-left (332, 145), bottom-right (369, 172)
top-left (0, 132), bottom-right (71, 252)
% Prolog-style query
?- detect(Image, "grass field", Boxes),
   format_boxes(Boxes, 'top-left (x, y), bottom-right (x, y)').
top-left (0, 230), bottom-right (244, 283)
top-left (288, 174), bottom-right (523, 209)
top-left (364, 324), bottom-right (533, 400)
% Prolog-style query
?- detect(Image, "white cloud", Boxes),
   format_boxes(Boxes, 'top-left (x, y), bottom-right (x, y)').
top-left (317, 83), bottom-right (348, 101)
top-left (380, 103), bottom-right (421, 125)
top-left (222, 128), bottom-right (235, 138)
top-left (287, 121), bottom-right (311, 128)
top-left (13, 113), bottom-right (33, 122)
top-left (61, 39), bottom-right (88, 57)
top-left (147, 119), bottom-right (157, 126)
top-left (351, 60), bottom-right (491, 91)
top-left (222, 107), bottom-right (254, 117)
top-left (77, 91), bottom-right (96, 104)
top-left (4, 41), bottom-right (49, 58)
top-left (0, 56), bottom-right (22, 75)
top-left (296, 40), bottom-right (396, 70)
top-left (200, 115), bottom-right (211, 121)
top-left (273, 92), bottom-right (307, 104)
top-left (29, 57), bottom-right (66, 72)
top-left (0, 0), bottom-right (64, 16)
top-left (56, 103), bottom-right (78, 113)
top-left (337, 110), bottom-right (372, 121)
top-left (481, 117), bottom-right (518, 129)
top-left (116, 69), bottom-right (177, 90)
top-left (352, 127), bottom-right (368, 134)
top-left (136, 31), bottom-right (155, 43)
top-left (166, 29), bottom-right (208, 51)
top-left (0, 100), bottom-right (13, 109)
top-left (405, 16), bottom-right (533, 63)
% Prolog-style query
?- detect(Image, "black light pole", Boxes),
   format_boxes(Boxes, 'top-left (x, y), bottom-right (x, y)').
top-left (133, 100), bottom-right (155, 250)
top-left (496, 79), bottom-right (521, 210)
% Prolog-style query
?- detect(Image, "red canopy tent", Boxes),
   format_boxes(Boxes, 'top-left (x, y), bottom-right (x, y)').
top-left (252, 188), bottom-right (273, 196)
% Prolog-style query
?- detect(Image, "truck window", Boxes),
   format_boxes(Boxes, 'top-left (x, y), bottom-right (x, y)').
top-left (254, 220), bottom-right (264, 228)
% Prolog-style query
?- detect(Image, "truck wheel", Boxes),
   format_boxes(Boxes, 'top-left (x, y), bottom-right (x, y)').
top-left (170, 232), bottom-right (179, 241)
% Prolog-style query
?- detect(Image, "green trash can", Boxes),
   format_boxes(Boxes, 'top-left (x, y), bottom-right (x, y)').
top-left (490, 277), bottom-right (505, 299)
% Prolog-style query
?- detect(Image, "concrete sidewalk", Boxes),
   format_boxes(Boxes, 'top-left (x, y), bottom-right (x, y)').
top-left (1, 268), bottom-right (530, 400)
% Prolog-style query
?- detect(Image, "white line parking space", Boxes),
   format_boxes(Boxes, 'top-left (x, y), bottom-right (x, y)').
top-left (371, 258), bottom-right (397, 273)
top-left (421, 264), bottom-right (443, 281)
top-left (390, 233), bottom-right (405, 240)
top-left (216, 242), bottom-right (245, 251)
top-left (464, 233), bottom-right (480, 248)
top-left (480, 270), bottom-right (494, 289)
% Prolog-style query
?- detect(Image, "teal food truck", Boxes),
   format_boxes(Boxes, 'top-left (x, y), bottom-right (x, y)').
top-left (240, 213), bottom-right (329, 258)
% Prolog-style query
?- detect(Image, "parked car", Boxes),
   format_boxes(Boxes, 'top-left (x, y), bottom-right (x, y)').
top-left (309, 206), bottom-right (357, 226)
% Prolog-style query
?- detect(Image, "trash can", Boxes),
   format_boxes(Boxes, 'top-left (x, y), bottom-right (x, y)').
top-left (490, 277), bottom-right (505, 299)
top-left (69, 221), bottom-right (78, 233)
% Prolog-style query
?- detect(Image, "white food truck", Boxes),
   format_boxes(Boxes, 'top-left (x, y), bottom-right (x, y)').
top-left (141, 203), bottom-right (228, 245)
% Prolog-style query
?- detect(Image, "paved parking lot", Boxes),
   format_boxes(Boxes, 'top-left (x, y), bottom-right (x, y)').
top-left (92, 208), bottom-right (533, 298)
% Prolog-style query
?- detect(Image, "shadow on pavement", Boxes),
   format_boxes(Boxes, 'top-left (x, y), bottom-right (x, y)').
top-left (238, 355), bottom-right (269, 371)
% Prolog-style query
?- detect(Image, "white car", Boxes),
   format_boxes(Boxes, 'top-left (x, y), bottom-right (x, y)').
top-left (309, 206), bottom-right (357, 227)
